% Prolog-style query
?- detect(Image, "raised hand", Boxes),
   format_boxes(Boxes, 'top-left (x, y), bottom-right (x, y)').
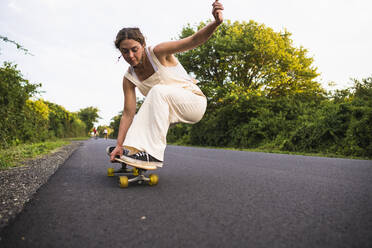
top-left (212, 0), bottom-right (224, 25)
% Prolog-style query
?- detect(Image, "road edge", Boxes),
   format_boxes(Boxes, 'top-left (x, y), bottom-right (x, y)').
top-left (0, 141), bottom-right (83, 231)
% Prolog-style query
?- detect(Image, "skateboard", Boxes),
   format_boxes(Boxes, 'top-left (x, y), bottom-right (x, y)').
top-left (107, 157), bottom-right (159, 188)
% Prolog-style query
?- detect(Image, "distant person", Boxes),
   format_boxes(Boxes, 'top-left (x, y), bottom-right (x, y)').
top-left (93, 127), bottom-right (97, 139)
top-left (108, 0), bottom-right (224, 168)
top-left (104, 128), bottom-right (108, 139)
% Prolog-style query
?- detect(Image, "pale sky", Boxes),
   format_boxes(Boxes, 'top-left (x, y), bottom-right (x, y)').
top-left (1, 0), bottom-right (371, 126)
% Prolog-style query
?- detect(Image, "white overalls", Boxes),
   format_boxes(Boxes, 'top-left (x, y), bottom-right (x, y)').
top-left (122, 46), bottom-right (207, 165)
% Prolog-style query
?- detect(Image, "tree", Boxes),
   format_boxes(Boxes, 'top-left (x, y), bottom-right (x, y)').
top-left (109, 112), bottom-right (122, 139)
top-left (169, 20), bottom-right (328, 150)
top-left (109, 97), bottom-right (145, 139)
top-left (343, 76), bottom-right (372, 157)
top-left (1, 36), bottom-right (87, 145)
top-left (177, 20), bottom-right (324, 103)
top-left (0, 62), bottom-right (41, 146)
top-left (77, 107), bottom-right (100, 134)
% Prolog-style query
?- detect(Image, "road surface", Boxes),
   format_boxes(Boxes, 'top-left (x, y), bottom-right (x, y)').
top-left (1, 139), bottom-right (371, 247)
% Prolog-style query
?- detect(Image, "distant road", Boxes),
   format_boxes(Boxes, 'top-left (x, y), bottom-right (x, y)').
top-left (1, 139), bottom-right (371, 248)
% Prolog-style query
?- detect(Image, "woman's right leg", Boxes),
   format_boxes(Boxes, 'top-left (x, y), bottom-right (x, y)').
top-left (123, 84), bottom-right (207, 166)
top-left (123, 84), bottom-right (171, 164)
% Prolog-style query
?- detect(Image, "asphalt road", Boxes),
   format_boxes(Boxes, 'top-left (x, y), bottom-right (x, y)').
top-left (1, 139), bottom-right (371, 248)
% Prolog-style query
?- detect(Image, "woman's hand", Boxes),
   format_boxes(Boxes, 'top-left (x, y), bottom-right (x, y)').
top-left (110, 145), bottom-right (124, 162)
top-left (212, 0), bottom-right (224, 25)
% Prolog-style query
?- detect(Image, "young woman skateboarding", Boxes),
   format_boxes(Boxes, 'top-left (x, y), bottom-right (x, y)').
top-left (108, 0), bottom-right (224, 169)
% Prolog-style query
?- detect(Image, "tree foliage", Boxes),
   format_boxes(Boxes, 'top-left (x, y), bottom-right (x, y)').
top-left (45, 101), bottom-right (86, 138)
top-left (0, 35), bottom-right (32, 55)
top-left (109, 112), bottom-right (122, 139)
top-left (168, 77), bottom-right (372, 158)
top-left (0, 62), bottom-right (40, 146)
top-left (77, 107), bottom-right (100, 134)
top-left (0, 62), bottom-right (87, 147)
top-left (167, 19), bottom-right (371, 158)
top-left (177, 20), bottom-right (324, 104)
top-left (109, 97), bottom-right (145, 139)
top-left (0, 36), bottom-right (89, 148)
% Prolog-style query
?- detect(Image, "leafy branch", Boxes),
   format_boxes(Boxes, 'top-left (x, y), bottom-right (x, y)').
top-left (0, 35), bottom-right (33, 56)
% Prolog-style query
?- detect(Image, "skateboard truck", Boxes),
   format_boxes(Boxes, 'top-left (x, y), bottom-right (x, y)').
top-left (107, 161), bottom-right (159, 188)
top-left (110, 163), bottom-right (132, 174)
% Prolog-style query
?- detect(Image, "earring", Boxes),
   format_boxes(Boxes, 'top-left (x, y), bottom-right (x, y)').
top-left (117, 55), bottom-right (122, 62)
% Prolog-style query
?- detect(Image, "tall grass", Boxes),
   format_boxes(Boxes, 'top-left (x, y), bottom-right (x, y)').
top-left (0, 140), bottom-right (70, 169)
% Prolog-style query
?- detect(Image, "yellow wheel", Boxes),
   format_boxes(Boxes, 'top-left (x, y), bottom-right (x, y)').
top-left (133, 168), bottom-right (139, 176)
top-left (148, 174), bottom-right (159, 186)
top-left (107, 168), bottom-right (115, 177)
top-left (119, 176), bottom-right (129, 188)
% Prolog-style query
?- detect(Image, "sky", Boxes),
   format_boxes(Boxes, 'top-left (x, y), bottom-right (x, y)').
top-left (1, 0), bottom-right (371, 126)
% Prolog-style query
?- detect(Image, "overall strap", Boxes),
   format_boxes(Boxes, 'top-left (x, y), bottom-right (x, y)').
top-left (145, 47), bottom-right (158, 72)
top-left (148, 46), bottom-right (165, 69)
top-left (124, 68), bottom-right (140, 87)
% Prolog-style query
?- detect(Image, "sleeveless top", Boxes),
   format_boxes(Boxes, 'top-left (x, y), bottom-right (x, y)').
top-left (124, 46), bottom-right (205, 97)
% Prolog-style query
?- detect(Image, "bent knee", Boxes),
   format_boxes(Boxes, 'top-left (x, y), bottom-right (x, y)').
top-left (146, 84), bottom-right (177, 102)
top-left (149, 84), bottom-right (168, 94)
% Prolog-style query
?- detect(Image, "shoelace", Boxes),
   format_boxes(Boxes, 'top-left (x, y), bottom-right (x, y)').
top-left (135, 152), bottom-right (150, 163)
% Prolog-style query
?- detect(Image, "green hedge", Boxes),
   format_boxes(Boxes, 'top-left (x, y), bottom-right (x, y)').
top-left (0, 62), bottom-right (86, 148)
top-left (168, 77), bottom-right (372, 158)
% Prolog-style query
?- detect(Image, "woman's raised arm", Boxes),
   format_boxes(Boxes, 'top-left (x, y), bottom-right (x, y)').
top-left (153, 0), bottom-right (224, 65)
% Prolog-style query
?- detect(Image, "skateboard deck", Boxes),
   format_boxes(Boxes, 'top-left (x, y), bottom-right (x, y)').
top-left (107, 149), bottom-right (159, 188)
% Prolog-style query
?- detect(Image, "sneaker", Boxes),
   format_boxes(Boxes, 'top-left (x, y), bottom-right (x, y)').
top-left (106, 146), bottom-right (129, 158)
top-left (121, 151), bottom-right (163, 169)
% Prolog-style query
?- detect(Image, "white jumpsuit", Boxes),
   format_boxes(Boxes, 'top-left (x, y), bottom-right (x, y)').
top-left (123, 46), bottom-right (207, 165)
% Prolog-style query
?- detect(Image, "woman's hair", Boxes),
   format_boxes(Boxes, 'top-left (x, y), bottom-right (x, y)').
top-left (114, 27), bottom-right (146, 49)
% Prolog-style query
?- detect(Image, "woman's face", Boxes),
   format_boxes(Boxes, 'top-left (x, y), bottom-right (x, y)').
top-left (119, 39), bottom-right (145, 67)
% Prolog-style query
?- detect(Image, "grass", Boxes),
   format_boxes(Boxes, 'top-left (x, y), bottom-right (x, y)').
top-left (0, 137), bottom-right (88, 170)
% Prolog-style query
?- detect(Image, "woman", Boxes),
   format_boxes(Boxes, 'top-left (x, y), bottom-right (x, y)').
top-left (108, 0), bottom-right (224, 169)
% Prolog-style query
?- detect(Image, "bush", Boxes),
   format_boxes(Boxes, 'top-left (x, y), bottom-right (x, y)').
top-left (0, 62), bottom-right (40, 147)
top-left (45, 101), bottom-right (87, 139)
top-left (22, 99), bottom-right (50, 142)
top-left (167, 77), bottom-right (372, 158)
top-left (0, 62), bottom-right (88, 147)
